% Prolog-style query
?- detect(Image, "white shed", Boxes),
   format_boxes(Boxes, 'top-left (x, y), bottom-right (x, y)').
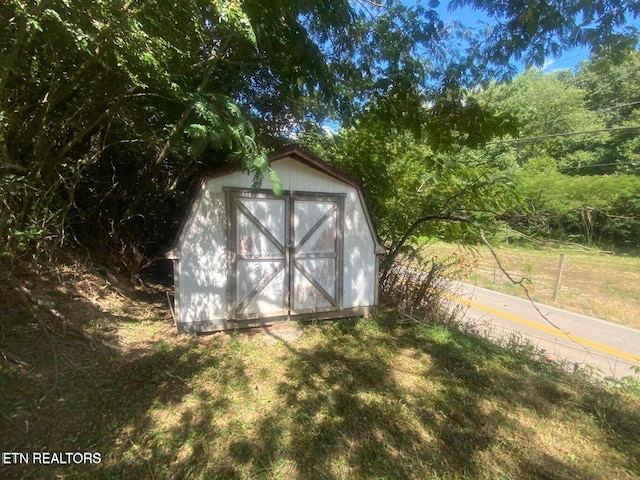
top-left (166, 146), bottom-right (385, 332)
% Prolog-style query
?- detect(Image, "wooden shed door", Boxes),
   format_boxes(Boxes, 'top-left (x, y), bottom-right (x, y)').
top-left (229, 191), bottom-right (343, 320)
top-left (290, 195), bottom-right (343, 314)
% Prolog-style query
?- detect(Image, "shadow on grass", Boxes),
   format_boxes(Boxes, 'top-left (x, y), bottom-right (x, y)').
top-left (0, 276), bottom-right (251, 480)
top-left (2, 309), bottom-right (639, 479)
top-left (1, 335), bottom-right (256, 479)
top-left (236, 320), bottom-right (496, 479)
top-left (232, 317), bottom-right (640, 479)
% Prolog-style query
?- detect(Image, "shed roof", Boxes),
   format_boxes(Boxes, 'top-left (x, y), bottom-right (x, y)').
top-left (166, 146), bottom-right (385, 258)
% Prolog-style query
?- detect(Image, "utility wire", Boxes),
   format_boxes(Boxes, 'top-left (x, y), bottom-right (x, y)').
top-left (559, 162), bottom-right (639, 171)
top-left (541, 51), bottom-right (589, 71)
top-left (486, 125), bottom-right (640, 146)
top-left (506, 100), bottom-right (640, 131)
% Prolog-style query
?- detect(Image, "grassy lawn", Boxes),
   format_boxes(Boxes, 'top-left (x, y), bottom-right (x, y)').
top-left (1, 264), bottom-right (639, 479)
top-left (427, 242), bottom-right (640, 330)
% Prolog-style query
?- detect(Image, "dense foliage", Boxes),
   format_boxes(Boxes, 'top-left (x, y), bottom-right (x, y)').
top-left (480, 50), bottom-right (640, 249)
top-left (302, 48), bottom-right (640, 255)
top-left (1, 0), bottom-right (639, 267)
top-left (299, 120), bottom-right (520, 272)
top-left (509, 172), bottom-right (640, 248)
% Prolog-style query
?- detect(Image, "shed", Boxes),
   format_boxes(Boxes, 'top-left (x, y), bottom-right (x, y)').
top-left (166, 146), bottom-right (385, 332)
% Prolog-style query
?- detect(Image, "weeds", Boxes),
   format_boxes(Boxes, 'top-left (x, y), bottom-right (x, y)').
top-left (604, 366), bottom-right (640, 395)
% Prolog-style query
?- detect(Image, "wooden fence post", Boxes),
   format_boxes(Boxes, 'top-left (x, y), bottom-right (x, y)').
top-left (552, 253), bottom-right (565, 302)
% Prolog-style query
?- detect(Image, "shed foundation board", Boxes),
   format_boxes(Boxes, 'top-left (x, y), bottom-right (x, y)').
top-left (177, 306), bottom-right (377, 333)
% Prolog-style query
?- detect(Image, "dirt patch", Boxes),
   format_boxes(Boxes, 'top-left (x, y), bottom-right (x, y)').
top-left (257, 323), bottom-right (304, 344)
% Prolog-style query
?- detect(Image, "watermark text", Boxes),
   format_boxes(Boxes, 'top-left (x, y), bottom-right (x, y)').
top-left (2, 451), bottom-right (101, 465)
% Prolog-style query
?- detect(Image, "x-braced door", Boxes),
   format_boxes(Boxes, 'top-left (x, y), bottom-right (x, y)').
top-left (227, 190), bottom-right (343, 320)
top-left (290, 194), bottom-right (343, 315)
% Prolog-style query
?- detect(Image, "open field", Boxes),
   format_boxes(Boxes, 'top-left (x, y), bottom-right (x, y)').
top-left (427, 242), bottom-right (640, 330)
top-left (1, 263), bottom-right (639, 479)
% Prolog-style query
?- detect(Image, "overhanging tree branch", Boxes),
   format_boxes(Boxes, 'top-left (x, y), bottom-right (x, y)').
top-left (154, 35), bottom-right (233, 168)
top-left (382, 214), bottom-right (476, 280)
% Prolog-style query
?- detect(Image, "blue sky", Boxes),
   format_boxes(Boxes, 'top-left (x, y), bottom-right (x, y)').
top-left (432, 1), bottom-right (639, 73)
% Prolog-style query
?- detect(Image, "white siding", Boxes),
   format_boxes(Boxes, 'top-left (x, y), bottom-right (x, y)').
top-left (178, 186), bottom-right (227, 324)
top-left (175, 155), bottom-right (378, 328)
top-left (342, 189), bottom-right (377, 307)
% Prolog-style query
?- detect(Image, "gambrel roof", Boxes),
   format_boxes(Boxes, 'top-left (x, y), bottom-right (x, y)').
top-left (166, 146), bottom-right (384, 259)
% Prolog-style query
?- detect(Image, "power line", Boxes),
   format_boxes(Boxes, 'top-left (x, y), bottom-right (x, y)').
top-left (541, 51), bottom-right (589, 71)
top-left (588, 100), bottom-right (640, 114)
top-left (558, 162), bottom-right (639, 171)
top-left (486, 125), bottom-right (640, 146)
top-left (513, 100), bottom-right (640, 131)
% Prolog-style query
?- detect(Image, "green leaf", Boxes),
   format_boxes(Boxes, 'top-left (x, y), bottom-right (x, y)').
top-left (268, 167), bottom-right (283, 197)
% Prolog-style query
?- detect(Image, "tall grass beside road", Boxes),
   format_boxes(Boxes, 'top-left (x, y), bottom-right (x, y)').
top-left (428, 242), bottom-right (640, 330)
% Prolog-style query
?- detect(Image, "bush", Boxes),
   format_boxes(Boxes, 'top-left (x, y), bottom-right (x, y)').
top-left (504, 172), bottom-right (640, 250)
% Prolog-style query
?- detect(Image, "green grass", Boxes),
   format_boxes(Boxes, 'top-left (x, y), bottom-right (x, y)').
top-left (1, 265), bottom-right (640, 479)
top-left (427, 241), bottom-right (640, 329)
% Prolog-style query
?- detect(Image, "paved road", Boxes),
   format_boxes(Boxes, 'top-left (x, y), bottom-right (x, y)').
top-left (446, 282), bottom-right (640, 380)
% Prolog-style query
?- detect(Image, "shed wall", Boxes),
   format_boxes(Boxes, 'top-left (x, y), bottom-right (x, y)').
top-left (176, 157), bottom-right (378, 329)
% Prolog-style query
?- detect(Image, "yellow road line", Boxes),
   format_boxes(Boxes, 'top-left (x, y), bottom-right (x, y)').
top-left (445, 292), bottom-right (640, 365)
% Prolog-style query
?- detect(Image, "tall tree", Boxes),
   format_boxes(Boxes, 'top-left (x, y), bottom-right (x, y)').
top-left (1, 0), bottom-right (638, 265)
top-left (574, 49), bottom-right (640, 174)
top-left (299, 109), bottom-right (520, 273)
top-left (477, 68), bottom-right (605, 171)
